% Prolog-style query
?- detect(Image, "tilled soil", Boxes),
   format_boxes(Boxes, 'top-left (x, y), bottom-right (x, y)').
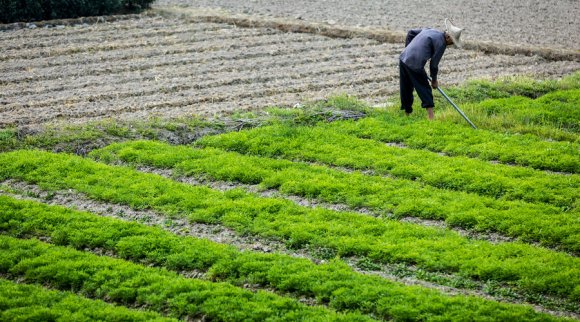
top-left (1, 13), bottom-right (579, 127)
top-left (154, 0), bottom-right (580, 51)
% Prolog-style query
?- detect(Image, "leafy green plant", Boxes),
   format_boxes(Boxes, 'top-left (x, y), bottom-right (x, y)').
top-left (0, 279), bottom-right (175, 321)
top-left (1, 196), bottom-right (574, 319)
top-left (0, 235), bottom-right (364, 321)
top-left (91, 140), bottom-right (579, 252)
top-left (197, 124), bottom-right (579, 209)
top-left (0, 150), bottom-right (578, 302)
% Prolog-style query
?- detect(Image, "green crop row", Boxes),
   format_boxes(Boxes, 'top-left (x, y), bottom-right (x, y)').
top-left (472, 89), bottom-right (580, 132)
top-left (3, 196), bottom-right (570, 320)
top-left (0, 235), bottom-right (366, 321)
top-left (432, 90), bottom-right (580, 142)
top-left (424, 72), bottom-right (580, 141)
top-left (90, 140), bottom-right (578, 252)
top-left (0, 150), bottom-right (578, 302)
top-left (320, 112), bottom-right (579, 173)
top-left (196, 123), bottom-right (579, 210)
top-left (440, 72), bottom-right (579, 104)
top-left (0, 278), bottom-right (175, 322)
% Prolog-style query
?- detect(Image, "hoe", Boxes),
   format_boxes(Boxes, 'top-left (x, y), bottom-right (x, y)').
top-left (429, 76), bottom-right (477, 129)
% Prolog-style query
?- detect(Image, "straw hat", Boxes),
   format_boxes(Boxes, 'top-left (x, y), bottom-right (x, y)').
top-left (445, 18), bottom-right (464, 48)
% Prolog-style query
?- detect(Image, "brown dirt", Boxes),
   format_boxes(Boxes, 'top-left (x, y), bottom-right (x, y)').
top-left (1, 11), bottom-right (578, 128)
top-left (152, 0), bottom-right (580, 52)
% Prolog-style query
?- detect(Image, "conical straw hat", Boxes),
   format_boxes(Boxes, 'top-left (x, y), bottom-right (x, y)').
top-left (445, 18), bottom-right (463, 48)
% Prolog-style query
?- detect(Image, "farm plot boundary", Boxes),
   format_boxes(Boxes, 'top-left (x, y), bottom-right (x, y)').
top-left (154, 6), bottom-right (580, 62)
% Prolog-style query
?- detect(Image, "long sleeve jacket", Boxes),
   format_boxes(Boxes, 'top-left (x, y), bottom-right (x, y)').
top-left (399, 28), bottom-right (447, 82)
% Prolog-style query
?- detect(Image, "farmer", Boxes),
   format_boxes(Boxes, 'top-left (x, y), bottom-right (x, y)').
top-left (399, 19), bottom-right (464, 119)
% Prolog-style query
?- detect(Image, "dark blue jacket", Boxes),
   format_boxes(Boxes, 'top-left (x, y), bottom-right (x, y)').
top-left (399, 28), bottom-right (447, 82)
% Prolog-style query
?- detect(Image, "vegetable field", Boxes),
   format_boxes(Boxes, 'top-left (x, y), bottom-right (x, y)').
top-left (1, 81), bottom-right (579, 320)
top-left (1, 8), bottom-right (580, 322)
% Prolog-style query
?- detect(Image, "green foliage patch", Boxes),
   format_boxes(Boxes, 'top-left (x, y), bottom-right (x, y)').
top-left (0, 235), bottom-right (364, 321)
top-left (0, 278), bottom-right (174, 321)
top-left (0, 0), bottom-right (155, 23)
top-left (0, 150), bottom-right (578, 302)
top-left (473, 89), bottom-right (580, 133)
top-left (91, 140), bottom-right (579, 252)
top-left (435, 72), bottom-right (579, 105)
top-left (323, 112), bottom-right (579, 173)
top-left (2, 196), bottom-right (571, 320)
top-left (197, 124), bottom-right (579, 210)
top-left (432, 73), bottom-right (580, 140)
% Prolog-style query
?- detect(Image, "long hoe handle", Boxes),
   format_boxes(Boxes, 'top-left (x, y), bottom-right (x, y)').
top-left (428, 77), bottom-right (477, 129)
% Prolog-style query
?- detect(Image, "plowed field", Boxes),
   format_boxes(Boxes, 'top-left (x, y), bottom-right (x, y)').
top-left (1, 14), bottom-right (578, 126)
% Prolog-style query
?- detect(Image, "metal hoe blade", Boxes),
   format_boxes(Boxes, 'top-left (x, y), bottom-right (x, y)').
top-left (428, 77), bottom-right (477, 129)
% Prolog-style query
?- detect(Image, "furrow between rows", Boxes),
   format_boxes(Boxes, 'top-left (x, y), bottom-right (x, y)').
top-left (5, 42), bottom-right (552, 104)
top-left (4, 55), bottom-right (395, 108)
top-left (1, 33), bottom-right (386, 73)
top-left (0, 68), bottom-right (398, 125)
top-left (0, 37), bottom-right (376, 85)
top-left (2, 53), bottom-right (575, 127)
top-left (0, 28), bottom-right (285, 61)
top-left (3, 22), bottom-right (236, 51)
top-left (1, 50), bottom-right (550, 114)
top-left (1, 181), bottom-right (576, 318)
top-left (1, 43), bottom-right (395, 99)
top-left (0, 15), bottom-right (181, 40)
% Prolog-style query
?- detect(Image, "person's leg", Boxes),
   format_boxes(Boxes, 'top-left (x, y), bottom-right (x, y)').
top-left (408, 69), bottom-right (435, 119)
top-left (399, 61), bottom-right (414, 114)
top-left (426, 107), bottom-right (434, 120)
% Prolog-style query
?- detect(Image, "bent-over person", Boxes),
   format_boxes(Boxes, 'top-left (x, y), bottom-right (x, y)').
top-left (399, 19), bottom-right (464, 119)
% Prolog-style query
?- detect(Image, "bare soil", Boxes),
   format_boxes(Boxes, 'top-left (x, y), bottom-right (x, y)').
top-left (1, 11), bottom-right (578, 127)
top-left (154, 0), bottom-right (580, 51)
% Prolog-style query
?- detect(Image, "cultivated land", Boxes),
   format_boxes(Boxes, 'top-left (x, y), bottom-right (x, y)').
top-left (1, 1), bottom-right (579, 321)
top-left (1, 12), bottom-right (579, 126)
top-left (156, 0), bottom-right (580, 51)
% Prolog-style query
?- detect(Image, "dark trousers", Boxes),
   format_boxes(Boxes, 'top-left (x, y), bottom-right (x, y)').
top-left (399, 60), bottom-right (434, 113)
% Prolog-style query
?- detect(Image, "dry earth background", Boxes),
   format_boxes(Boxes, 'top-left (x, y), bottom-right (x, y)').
top-left (0, 0), bottom-right (579, 126)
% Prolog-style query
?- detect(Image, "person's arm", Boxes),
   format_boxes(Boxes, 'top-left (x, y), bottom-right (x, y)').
top-left (429, 39), bottom-right (447, 82)
top-left (405, 29), bottom-right (423, 47)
